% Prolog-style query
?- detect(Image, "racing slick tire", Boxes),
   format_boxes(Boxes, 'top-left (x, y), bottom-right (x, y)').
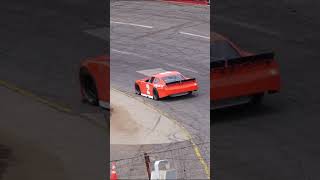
top-left (153, 88), bottom-right (159, 101)
top-left (135, 83), bottom-right (141, 95)
top-left (80, 68), bottom-right (99, 106)
top-left (249, 93), bottom-right (264, 106)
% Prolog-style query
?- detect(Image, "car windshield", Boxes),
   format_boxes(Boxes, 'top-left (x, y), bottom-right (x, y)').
top-left (161, 74), bottom-right (185, 83)
top-left (211, 41), bottom-right (240, 61)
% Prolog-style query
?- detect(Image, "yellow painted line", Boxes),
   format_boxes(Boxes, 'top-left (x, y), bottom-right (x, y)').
top-left (111, 87), bottom-right (210, 179)
top-left (0, 79), bottom-right (109, 132)
top-left (0, 80), bottom-right (72, 113)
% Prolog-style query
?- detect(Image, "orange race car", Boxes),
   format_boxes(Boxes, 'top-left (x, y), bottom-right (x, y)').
top-left (211, 33), bottom-right (281, 109)
top-left (79, 55), bottom-right (109, 109)
top-left (135, 71), bottom-right (198, 100)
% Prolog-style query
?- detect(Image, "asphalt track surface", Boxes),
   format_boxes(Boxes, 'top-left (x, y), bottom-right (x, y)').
top-left (213, 0), bottom-right (320, 179)
top-left (0, 0), bottom-right (108, 114)
top-left (110, 0), bottom-right (210, 157)
top-left (0, 0), bottom-right (109, 179)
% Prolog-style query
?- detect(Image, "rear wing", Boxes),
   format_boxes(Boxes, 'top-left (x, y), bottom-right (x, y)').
top-left (166, 78), bottom-right (196, 85)
top-left (211, 52), bottom-right (275, 69)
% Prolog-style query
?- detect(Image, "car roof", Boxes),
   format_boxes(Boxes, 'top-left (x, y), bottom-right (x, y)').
top-left (153, 71), bottom-right (181, 78)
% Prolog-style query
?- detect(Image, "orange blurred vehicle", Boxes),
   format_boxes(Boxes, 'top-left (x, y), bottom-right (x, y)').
top-left (211, 33), bottom-right (281, 109)
top-left (79, 55), bottom-right (109, 109)
top-left (135, 71), bottom-right (198, 100)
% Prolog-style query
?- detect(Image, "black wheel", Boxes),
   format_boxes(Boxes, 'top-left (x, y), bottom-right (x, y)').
top-left (80, 68), bottom-right (99, 106)
top-left (153, 88), bottom-right (159, 101)
top-left (187, 91), bottom-right (193, 96)
top-left (249, 93), bottom-right (264, 106)
top-left (135, 83), bottom-right (141, 95)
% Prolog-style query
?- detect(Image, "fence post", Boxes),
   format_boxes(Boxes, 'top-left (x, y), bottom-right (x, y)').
top-left (144, 152), bottom-right (151, 180)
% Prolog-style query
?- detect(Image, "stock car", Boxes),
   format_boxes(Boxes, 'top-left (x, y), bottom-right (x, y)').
top-left (211, 33), bottom-right (281, 109)
top-left (79, 55), bottom-right (109, 109)
top-left (135, 71), bottom-right (198, 100)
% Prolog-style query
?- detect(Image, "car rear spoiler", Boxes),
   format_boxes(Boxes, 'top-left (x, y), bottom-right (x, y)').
top-left (211, 52), bottom-right (275, 69)
top-left (166, 78), bottom-right (196, 85)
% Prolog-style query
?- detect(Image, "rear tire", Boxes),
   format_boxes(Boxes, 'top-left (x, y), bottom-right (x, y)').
top-left (153, 88), bottom-right (159, 101)
top-left (135, 83), bottom-right (141, 95)
top-left (249, 93), bottom-right (264, 106)
top-left (80, 68), bottom-right (99, 106)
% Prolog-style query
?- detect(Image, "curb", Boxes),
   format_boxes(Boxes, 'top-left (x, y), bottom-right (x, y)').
top-left (111, 87), bottom-right (210, 179)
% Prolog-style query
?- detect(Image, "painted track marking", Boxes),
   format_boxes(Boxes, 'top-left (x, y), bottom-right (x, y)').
top-left (179, 31), bottom-right (210, 39)
top-left (215, 15), bottom-right (280, 36)
top-left (111, 21), bottom-right (153, 29)
top-left (111, 87), bottom-right (210, 179)
top-left (0, 79), bottom-right (107, 132)
top-left (112, 49), bottom-right (199, 74)
top-left (111, 49), bottom-right (151, 59)
top-left (136, 68), bottom-right (167, 76)
top-left (164, 63), bottom-right (199, 74)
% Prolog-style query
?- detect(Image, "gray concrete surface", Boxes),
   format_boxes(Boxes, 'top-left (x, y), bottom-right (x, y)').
top-left (213, 0), bottom-right (320, 179)
top-left (110, 88), bottom-right (188, 145)
top-left (0, 86), bottom-right (107, 180)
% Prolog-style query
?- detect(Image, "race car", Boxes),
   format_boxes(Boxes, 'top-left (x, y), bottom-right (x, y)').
top-left (135, 71), bottom-right (198, 100)
top-left (211, 33), bottom-right (281, 109)
top-left (79, 55), bottom-right (109, 109)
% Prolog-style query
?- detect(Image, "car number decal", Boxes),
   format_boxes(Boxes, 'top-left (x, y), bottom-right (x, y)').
top-left (146, 84), bottom-right (150, 95)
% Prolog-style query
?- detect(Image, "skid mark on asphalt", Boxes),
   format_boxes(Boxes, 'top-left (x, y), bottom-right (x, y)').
top-left (111, 87), bottom-right (210, 178)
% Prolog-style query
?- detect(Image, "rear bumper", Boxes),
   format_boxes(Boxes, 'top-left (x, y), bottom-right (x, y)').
top-left (212, 71), bottom-right (280, 101)
top-left (211, 97), bottom-right (251, 110)
top-left (160, 86), bottom-right (198, 98)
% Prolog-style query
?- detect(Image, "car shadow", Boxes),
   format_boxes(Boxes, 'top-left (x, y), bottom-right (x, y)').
top-left (211, 103), bottom-right (281, 125)
top-left (160, 93), bottom-right (197, 102)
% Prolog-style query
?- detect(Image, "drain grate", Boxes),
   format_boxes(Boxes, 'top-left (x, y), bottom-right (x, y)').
top-left (0, 145), bottom-right (12, 178)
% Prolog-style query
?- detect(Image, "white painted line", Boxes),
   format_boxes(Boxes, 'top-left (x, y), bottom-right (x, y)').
top-left (111, 49), bottom-right (151, 59)
top-left (215, 15), bottom-right (280, 36)
top-left (83, 27), bottom-right (108, 41)
top-left (111, 21), bottom-right (153, 29)
top-left (164, 63), bottom-right (199, 74)
top-left (136, 68), bottom-right (167, 77)
top-left (179, 31), bottom-right (210, 40)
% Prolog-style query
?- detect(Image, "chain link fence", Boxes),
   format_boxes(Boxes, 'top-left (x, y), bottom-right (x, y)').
top-left (110, 141), bottom-right (210, 179)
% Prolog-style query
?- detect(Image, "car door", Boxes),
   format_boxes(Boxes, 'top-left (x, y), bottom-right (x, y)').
top-left (140, 77), bottom-right (155, 97)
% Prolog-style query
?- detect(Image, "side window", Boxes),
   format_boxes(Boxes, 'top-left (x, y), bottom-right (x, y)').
top-left (150, 77), bottom-right (155, 83)
top-left (153, 78), bottom-right (159, 84)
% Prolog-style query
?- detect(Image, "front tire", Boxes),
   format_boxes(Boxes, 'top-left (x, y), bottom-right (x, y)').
top-left (80, 68), bottom-right (99, 106)
top-left (153, 88), bottom-right (159, 101)
top-left (135, 83), bottom-right (141, 95)
top-left (249, 93), bottom-right (264, 106)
